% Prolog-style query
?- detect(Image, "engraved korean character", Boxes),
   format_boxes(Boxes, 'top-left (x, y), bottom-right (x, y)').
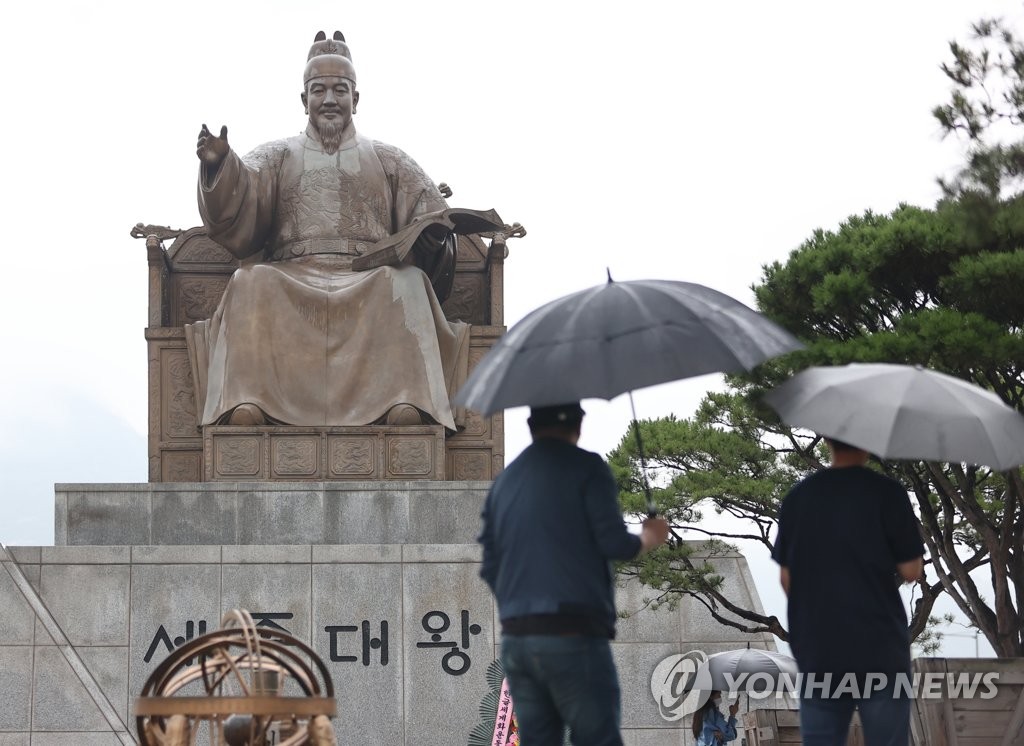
top-left (324, 620), bottom-right (389, 666)
top-left (143, 619), bottom-right (209, 664)
top-left (415, 609), bottom-right (482, 675)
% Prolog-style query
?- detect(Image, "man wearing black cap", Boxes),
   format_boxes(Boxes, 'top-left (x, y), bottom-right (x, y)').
top-left (478, 402), bottom-right (669, 745)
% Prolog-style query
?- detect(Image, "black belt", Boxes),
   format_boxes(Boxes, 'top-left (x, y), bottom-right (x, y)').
top-left (502, 614), bottom-right (612, 639)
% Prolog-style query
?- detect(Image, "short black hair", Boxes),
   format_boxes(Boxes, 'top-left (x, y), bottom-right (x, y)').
top-left (824, 436), bottom-right (861, 453)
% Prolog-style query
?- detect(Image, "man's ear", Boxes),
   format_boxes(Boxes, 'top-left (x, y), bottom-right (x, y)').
top-left (353, 89), bottom-right (360, 113)
top-left (300, 90), bottom-right (308, 113)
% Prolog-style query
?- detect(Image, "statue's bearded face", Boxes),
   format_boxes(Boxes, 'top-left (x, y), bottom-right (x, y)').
top-left (302, 76), bottom-right (358, 154)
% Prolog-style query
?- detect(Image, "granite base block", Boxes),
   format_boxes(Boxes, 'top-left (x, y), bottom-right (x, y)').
top-left (0, 646), bottom-right (33, 730)
top-left (56, 481), bottom-right (491, 546)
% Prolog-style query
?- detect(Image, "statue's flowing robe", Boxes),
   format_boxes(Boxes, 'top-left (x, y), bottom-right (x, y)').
top-left (185, 127), bottom-right (470, 429)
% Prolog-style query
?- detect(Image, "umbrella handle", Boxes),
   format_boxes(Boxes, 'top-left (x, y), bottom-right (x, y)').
top-left (629, 392), bottom-right (658, 518)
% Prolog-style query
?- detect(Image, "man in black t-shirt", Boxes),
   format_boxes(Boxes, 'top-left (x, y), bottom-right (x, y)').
top-left (772, 437), bottom-right (924, 746)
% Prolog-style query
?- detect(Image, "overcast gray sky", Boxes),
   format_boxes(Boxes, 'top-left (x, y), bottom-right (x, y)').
top-left (0, 0), bottom-right (1017, 657)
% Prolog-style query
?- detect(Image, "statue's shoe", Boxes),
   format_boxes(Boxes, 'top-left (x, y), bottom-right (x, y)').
top-left (227, 403), bottom-right (267, 426)
top-left (384, 404), bottom-right (423, 426)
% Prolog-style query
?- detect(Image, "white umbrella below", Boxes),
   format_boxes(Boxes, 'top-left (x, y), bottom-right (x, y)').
top-left (705, 648), bottom-right (799, 694)
top-left (764, 363), bottom-right (1024, 470)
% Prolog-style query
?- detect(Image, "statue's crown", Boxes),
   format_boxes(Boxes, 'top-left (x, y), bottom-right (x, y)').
top-left (307, 30), bottom-right (352, 61)
top-left (304, 30), bottom-right (357, 85)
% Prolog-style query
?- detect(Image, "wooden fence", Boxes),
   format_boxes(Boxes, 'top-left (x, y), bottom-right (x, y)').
top-left (742, 709), bottom-right (863, 745)
top-left (911, 658), bottom-right (1024, 746)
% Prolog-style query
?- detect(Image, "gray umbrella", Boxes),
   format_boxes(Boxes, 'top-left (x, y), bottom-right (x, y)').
top-left (455, 278), bottom-right (803, 415)
top-left (704, 648), bottom-right (799, 720)
top-left (454, 277), bottom-right (803, 513)
top-left (705, 648), bottom-right (798, 693)
top-left (764, 363), bottom-right (1024, 470)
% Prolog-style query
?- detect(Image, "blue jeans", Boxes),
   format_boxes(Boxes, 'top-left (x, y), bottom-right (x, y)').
top-left (799, 677), bottom-right (910, 746)
top-left (501, 634), bottom-right (623, 746)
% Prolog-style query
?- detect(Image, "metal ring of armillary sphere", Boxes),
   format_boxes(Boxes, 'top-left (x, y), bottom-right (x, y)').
top-left (135, 609), bottom-right (337, 745)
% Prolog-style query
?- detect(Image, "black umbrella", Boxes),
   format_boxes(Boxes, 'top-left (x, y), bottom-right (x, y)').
top-left (455, 275), bottom-right (803, 514)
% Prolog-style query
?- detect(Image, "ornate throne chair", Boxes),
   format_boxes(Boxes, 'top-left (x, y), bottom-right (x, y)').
top-left (137, 224), bottom-right (509, 483)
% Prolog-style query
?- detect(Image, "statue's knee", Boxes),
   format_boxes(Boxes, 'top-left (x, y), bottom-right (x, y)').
top-left (383, 404), bottom-right (423, 426)
top-left (226, 403), bottom-right (267, 426)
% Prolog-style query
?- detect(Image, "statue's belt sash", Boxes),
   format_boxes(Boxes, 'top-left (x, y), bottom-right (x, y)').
top-left (267, 237), bottom-right (373, 262)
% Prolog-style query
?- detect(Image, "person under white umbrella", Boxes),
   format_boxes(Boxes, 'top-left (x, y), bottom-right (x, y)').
top-left (765, 367), bottom-right (940, 746)
top-left (704, 647), bottom-right (799, 734)
top-left (691, 691), bottom-right (739, 746)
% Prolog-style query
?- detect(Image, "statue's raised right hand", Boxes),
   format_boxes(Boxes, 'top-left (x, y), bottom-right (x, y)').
top-left (197, 124), bottom-right (229, 168)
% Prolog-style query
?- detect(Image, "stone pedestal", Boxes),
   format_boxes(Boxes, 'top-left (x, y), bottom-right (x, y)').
top-left (0, 483), bottom-right (779, 744)
top-left (203, 426), bottom-right (447, 481)
top-left (55, 482), bottom-right (488, 546)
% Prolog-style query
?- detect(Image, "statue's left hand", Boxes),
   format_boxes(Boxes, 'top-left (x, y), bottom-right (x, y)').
top-left (196, 124), bottom-right (230, 171)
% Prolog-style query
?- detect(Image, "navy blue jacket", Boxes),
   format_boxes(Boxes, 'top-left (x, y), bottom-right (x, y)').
top-left (478, 438), bottom-right (642, 637)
